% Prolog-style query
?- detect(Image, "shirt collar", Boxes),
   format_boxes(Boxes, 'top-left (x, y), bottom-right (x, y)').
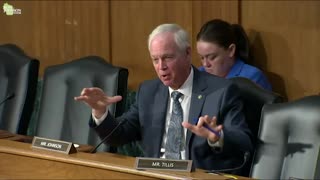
top-left (169, 67), bottom-right (193, 99)
top-left (226, 58), bottom-right (245, 79)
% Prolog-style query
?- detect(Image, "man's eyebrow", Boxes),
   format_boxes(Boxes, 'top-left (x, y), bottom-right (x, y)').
top-left (152, 53), bottom-right (174, 58)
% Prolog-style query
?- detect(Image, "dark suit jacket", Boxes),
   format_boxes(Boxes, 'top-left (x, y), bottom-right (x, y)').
top-left (91, 67), bottom-right (253, 173)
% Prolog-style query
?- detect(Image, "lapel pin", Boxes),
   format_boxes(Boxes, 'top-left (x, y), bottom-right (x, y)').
top-left (198, 95), bottom-right (202, 99)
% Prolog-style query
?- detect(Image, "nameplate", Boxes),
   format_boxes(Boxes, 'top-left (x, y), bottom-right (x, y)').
top-left (135, 157), bottom-right (193, 172)
top-left (31, 136), bottom-right (77, 154)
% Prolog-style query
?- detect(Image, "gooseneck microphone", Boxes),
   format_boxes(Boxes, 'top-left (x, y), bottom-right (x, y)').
top-left (0, 93), bottom-right (15, 106)
top-left (206, 151), bottom-right (250, 174)
top-left (90, 120), bottom-right (125, 153)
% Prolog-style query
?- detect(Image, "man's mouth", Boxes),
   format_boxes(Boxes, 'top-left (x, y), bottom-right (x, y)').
top-left (161, 74), bottom-right (170, 80)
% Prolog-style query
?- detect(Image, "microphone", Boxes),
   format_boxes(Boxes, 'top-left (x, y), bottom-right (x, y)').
top-left (0, 93), bottom-right (15, 106)
top-left (206, 151), bottom-right (250, 174)
top-left (90, 120), bottom-right (125, 153)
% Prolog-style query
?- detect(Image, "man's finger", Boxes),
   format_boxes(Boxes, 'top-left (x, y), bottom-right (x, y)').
top-left (108, 95), bottom-right (123, 103)
top-left (74, 95), bottom-right (89, 101)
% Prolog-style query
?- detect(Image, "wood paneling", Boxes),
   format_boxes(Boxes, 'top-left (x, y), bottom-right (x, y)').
top-left (110, 1), bottom-right (193, 90)
top-left (0, 0), bottom-right (237, 90)
top-left (110, 0), bottom-right (238, 89)
top-left (2, 0), bottom-right (319, 99)
top-left (0, 1), bottom-right (65, 74)
top-left (191, 0), bottom-right (239, 69)
top-left (72, 1), bottom-right (110, 62)
top-left (0, 0), bottom-right (110, 76)
top-left (241, 1), bottom-right (320, 100)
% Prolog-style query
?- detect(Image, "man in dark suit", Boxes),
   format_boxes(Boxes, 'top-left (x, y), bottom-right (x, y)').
top-left (75, 24), bottom-right (253, 175)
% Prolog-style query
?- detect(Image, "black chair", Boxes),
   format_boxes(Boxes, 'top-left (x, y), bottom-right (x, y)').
top-left (230, 77), bottom-right (284, 176)
top-left (33, 56), bottom-right (128, 152)
top-left (230, 77), bottom-right (284, 143)
top-left (250, 95), bottom-right (320, 179)
top-left (0, 44), bottom-right (39, 135)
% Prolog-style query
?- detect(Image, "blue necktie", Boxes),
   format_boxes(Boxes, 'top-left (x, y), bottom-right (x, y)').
top-left (165, 91), bottom-right (184, 159)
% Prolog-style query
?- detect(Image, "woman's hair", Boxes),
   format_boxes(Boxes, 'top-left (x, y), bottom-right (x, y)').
top-left (196, 19), bottom-right (249, 60)
top-left (148, 24), bottom-right (190, 52)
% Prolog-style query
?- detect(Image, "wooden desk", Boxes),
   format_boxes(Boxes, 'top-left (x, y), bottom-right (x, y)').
top-left (0, 130), bottom-right (93, 152)
top-left (0, 131), bottom-right (251, 179)
top-left (0, 139), bottom-right (247, 179)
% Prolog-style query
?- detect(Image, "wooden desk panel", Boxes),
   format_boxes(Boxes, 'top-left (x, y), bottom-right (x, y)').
top-left (0, 139), bottom-right (236, 179)
top-left (0, 130), bottom-right (15, 138)
top-left (0, 153), bottom-right (150, 179)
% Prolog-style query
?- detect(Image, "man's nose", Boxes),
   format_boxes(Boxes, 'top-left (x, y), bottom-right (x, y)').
top-left (159, 59), bottom-right (167, 69)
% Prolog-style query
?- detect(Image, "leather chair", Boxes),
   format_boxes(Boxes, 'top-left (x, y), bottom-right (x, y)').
top-left (250, 95), bottom-right (320, 179)
top-left (0, 44), bottom-right (39, 135)
top-left (230, 77), bottom-right (284, 143)
top-left (229, 77), bottom-right (284, 176)
top-left (33, 56), bottom-right (128, 152)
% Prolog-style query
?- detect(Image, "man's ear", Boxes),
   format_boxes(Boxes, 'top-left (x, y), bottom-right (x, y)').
top-left (185, 47), bottom-right (192, 63)
top-left (228, 43), bottom-right (236, 58)
top-left (186, 46), bottom-right (192, 56)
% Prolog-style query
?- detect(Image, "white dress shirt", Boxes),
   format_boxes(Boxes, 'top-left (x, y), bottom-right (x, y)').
top-left (160, 67), bottom-right (193, 159)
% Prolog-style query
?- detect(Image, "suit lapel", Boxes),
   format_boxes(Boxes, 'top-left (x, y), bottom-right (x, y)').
top-left (152, 83), bottom-right (169, 157)
top-left (186, 68), bottom-right (207, 158)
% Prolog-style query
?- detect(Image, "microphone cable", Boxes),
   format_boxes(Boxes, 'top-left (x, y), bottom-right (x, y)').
top-left (0, 93), bottom-right (15, 106)
top-left (90, 120), bottom-right (124, 153)
top-left (206, 151), bottom-right (250, 174)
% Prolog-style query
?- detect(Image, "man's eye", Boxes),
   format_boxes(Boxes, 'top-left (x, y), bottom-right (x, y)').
top-left (152, 58), bottom-right (159, 63)
top-left (165, 56), bottom-right (174, 61)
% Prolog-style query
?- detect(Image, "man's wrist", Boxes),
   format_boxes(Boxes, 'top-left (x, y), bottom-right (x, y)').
top-left (92, 107), bottom-right (109, 126)
top-left (92, 109), bottom-right (107, 119)
top-left (207, 130), bottom-right (224, 149)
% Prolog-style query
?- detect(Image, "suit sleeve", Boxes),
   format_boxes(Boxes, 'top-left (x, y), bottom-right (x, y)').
top-left (218, 83), bottom-right (254, 155)
top-left (89, 86), bottom-right (142, 146)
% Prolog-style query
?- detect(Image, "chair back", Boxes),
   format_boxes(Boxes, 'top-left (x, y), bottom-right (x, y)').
top-left (230, 77), bottom-right (284, 142)
top-left (230, 77), bottom-right (284, 176)
top-left (34, 56), bottom-right (128, 152)
top-left (0, 44), bottom-right (39, 135)
top-left (250, 95), bottom-right (320, 179)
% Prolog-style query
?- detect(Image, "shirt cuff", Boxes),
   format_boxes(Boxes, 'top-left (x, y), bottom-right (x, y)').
top-left (92, 107), bottom-right (109, 126)
top-left (207, 130), bottom-right (224, 148)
